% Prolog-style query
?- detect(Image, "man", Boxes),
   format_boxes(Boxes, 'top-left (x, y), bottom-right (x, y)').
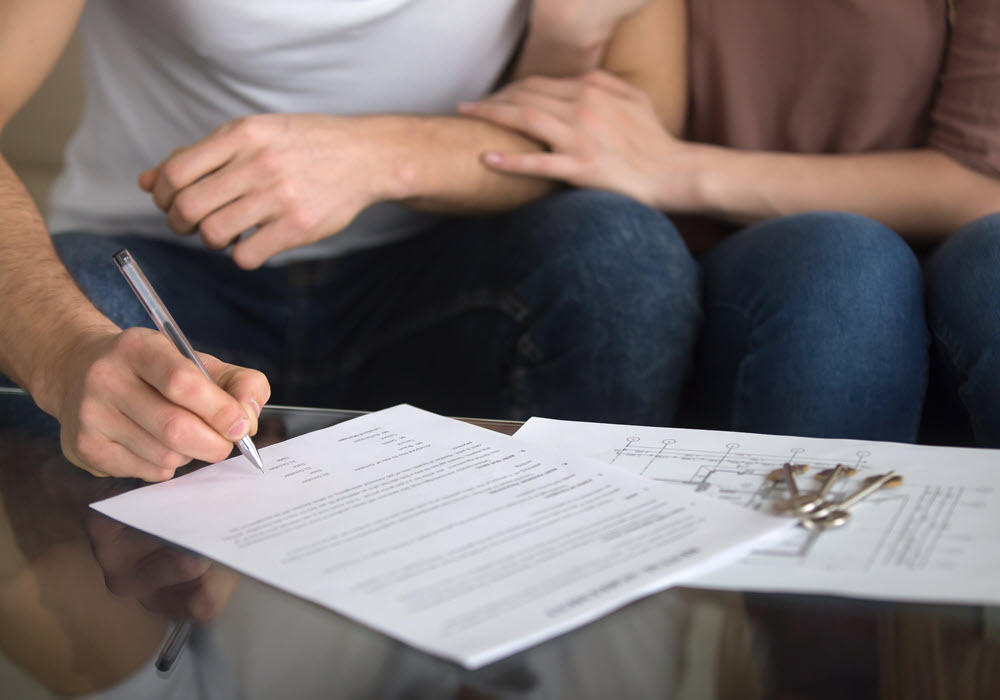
top-left (0, 0), bottom-right (696, 481)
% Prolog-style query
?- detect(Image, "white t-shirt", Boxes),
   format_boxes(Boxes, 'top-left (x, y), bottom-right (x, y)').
top-left (48, 0), bottom-right (526, 264)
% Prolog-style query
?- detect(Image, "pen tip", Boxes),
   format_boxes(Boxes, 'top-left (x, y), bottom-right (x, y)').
top-left (238, 436), bottom-right (265, 473)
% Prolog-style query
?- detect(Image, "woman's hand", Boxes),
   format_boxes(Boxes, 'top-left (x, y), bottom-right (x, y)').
top-left (459, 70), bottom-right (700, 212)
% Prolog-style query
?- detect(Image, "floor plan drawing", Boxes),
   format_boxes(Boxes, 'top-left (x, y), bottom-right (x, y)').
top-left (514, 418), bottom-right (1000, 605)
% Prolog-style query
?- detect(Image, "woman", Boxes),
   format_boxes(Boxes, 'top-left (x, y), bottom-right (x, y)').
top-left (460, 0), bottom-right (1000, 445)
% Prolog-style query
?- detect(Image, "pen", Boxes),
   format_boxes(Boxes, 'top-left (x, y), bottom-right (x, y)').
top-left (155, 620), bottom-right (192, 673)
top-left (112, 248), bottom-right (265, 473)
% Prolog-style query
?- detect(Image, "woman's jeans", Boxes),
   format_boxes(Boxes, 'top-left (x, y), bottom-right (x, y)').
top-left (682, 211), bottom-right (929, 442)
top-left (924, 212), bottom-right (1000, 447)
top-left (685, 210), bottom-right (1000, 446)
top-left (48, 190), bottom-right (702, 426)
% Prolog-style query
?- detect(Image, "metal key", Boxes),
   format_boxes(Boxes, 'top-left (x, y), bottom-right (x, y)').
top-left (799, 509), bottom-right (852, 531)
top-left (774, 462), bottom-right (846, 514)
top-left (811, 471), bottom-right (901, 519)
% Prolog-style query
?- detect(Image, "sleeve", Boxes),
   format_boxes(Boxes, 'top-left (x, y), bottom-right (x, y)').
top-left (927, 0), bottom-right (1000, 177)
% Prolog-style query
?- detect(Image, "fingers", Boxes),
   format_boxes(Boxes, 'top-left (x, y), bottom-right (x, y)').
top-left (459, 99), bottom-right (574, 149)
top-left (122, 338), bottom-right (250, 459)
top-left (201, 354), bottom-right (270, 438)
top-left (230, 218), bottom-right (309, 270)
top-left (165, 165), bottom-right (259, 239)
top-left (86, 513), bottom-right (234, 621)
top-left (108, 372), bottom-right (239, 466)
top-left (146, 131), bottom-right (241, 215)
top-left (87, 514), bottom-right (205, 595)
top-left (63, 429), bottom-right (178, 482)
top-left (99, 399), bottom-right (192, 471)
top-left (144, 566), bottom-right (239, 622)
top-left (481, 151), bottom-right (579, 180)
top-left (197, 192), bottom-right (273, 251)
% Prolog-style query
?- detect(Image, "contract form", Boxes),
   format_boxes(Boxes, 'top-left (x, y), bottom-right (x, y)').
top-left (92, 405), bottom-right (789, 668)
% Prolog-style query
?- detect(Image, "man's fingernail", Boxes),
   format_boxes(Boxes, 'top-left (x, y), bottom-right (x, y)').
top-left (228, 417), bottom-right (249, 440)
top-left (249, 399), bottom-right (261, 417)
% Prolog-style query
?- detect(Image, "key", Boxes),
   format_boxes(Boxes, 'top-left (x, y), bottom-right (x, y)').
top-left (811, 471), bottom-right (902, 519)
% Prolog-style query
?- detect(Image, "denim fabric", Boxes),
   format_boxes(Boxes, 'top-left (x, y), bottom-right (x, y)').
top-left (924, 213), bottom-right (1000, 447)
top-left (681, 212), bottom-right (928, 441)
top-left (50, 190), bottom-right (701, 426)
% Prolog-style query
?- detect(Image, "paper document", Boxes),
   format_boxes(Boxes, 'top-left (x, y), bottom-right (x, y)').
top-left (92, 405), bottom-right (788, 668)
top-left (515, 417), bottom-right (1000, 606)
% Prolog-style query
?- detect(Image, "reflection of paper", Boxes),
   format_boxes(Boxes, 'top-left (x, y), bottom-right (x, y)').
top-left (514, 417), bottom-right (1000, 606)
top-left (91, 405), bottom-right (788, 668)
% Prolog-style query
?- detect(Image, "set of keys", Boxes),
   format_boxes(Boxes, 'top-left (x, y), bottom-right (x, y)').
top-left (769, 463), bottom-right (904, 531)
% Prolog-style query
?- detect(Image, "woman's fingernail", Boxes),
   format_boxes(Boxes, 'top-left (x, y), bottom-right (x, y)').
top-left (483, 152), bottom-right (502, 165)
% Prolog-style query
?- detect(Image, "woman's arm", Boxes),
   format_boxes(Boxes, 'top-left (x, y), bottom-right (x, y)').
top-left (681, 145), bottom-right (1000, 241)
top-left (511, 0), bottom-right (652, 79)
top-left (460, 71), bottom-right (1000, 242)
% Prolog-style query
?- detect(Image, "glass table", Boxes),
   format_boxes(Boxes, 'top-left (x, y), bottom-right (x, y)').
top-left (1, 387), bottom-right (997, 700)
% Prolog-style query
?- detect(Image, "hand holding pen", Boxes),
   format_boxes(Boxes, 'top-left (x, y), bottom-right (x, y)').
top-left (113, 249), bottom-right (268, 474)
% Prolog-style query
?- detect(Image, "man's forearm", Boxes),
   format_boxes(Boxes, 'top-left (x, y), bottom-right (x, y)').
top-left (0, 156), bottom-right (117, 409)
top-left (367, 114), bottom-right (559, 214)
top-left (685, 146), bottom-right (1000, 240)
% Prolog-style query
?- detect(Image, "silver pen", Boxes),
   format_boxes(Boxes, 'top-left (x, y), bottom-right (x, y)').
top-left (112, 248), bottom-right (265, 473)
top-left (155, 619), bottom-right (193, 674)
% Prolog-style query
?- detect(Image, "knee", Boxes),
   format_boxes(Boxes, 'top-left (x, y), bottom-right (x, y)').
top-left (751, 212), bottom-right (921, 314)
top-left (926, 213), bottom-right (1000, 311)
top-left (516, 191), bottom-right (702, 364)
top-left (526, 190), bottom-right (700, 308)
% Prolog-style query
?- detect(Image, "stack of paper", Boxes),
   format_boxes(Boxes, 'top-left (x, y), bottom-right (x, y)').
top-left (92, 405), bottom-right (790, 668)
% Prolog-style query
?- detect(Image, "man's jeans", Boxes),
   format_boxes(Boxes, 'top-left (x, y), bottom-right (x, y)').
top-left (50, 190), bottom-right (702, 426)
top-left (682, 211), bottom-right (929, 442)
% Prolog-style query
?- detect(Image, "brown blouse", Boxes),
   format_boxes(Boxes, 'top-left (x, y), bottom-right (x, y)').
top-left (687, 0), bottom-right (1000, 176)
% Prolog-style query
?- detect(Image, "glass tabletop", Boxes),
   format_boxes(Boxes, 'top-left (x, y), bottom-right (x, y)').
top-left (1, 388), bottom-right (996, 700)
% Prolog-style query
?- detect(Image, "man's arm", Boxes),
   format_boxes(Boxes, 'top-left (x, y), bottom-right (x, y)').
top-left (0, 0), bottom-right (270, 480)
top-left (141, 0), bottom-right (685, 270)
top-left (0, 0), bottom-right (92, 397)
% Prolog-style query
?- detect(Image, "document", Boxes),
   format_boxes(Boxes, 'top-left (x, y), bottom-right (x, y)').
top-left (514, 417), bottom-right (1000, 606)
top-left (92, 405), bottom-right (789, 668)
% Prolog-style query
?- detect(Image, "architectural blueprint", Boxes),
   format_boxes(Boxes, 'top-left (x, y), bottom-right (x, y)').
top-left (515, 418), bottom-right (1000, 605)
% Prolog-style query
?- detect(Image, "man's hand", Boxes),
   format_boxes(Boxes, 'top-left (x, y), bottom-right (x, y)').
top-left (51, 326), bottom-right (270, 482)
top-left (139, 114), bottom-right (401, 270)
top-left (459, 71), bottom-right (694, 211)
top-left (85, 511), bottom-right (238, 622)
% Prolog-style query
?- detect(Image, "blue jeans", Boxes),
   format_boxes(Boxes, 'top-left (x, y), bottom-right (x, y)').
top-left (49, 190), bottom-right (701, 425)
top-left (924, 212), bottom-right (1000, 447)
top-left (680, 212), bottom-right (928, 442)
